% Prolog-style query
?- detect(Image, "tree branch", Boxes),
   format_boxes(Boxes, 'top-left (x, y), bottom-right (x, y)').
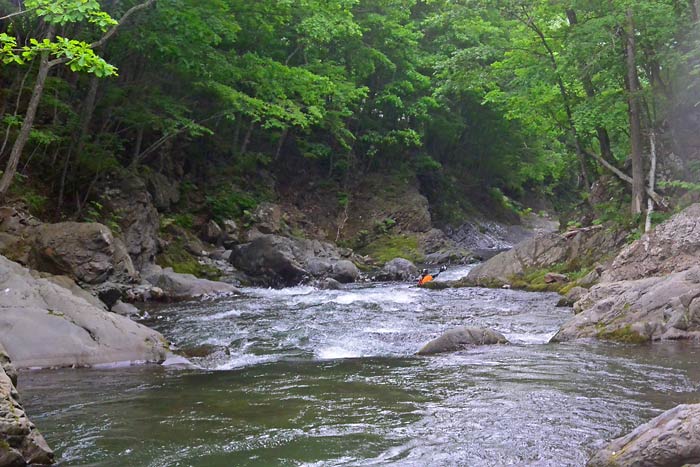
top-left (91, 0), bottom-right (157, 50)
top-left (582, 149), bottom-right (667, 208)
top-left (0, 8), bottom-right (34, 22)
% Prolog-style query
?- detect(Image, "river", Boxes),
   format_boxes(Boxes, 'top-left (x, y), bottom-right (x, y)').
top-left (20, 266), bottom-right (700, 466)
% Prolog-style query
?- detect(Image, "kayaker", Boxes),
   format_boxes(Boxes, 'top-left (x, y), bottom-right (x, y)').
top-left (417, 265), bottom-right (447, 286)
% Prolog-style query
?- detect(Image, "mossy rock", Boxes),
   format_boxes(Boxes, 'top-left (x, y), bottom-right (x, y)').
top-left (359, 234), bottom-right (424, 265)
top-left (157, 240), bottom-right (220, 280)
top-left (596, 324), bottom-right (649, 344)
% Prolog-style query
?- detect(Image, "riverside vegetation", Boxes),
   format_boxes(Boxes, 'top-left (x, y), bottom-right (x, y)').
top-left (2, 0), bottom-right (700, 465)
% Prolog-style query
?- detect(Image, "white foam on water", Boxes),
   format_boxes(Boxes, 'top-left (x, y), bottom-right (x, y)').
top-left (362, 327), bottom-right (402, 334)
top-left (248, 286), bottom-right (318, 298)
top-left (505, 331), bottom-right (555, 345)
top-left (316, 346), bottom-right (362, 360)
top-left (197, 309), bottom-right (243, 321)
top-left (214, 353), bottom-right (277, 370)
top-left (332, 289), bottom-right (418, 305)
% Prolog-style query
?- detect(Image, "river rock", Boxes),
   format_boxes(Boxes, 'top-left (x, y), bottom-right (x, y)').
top-left (201, 220), bottom-right (223, 244)
top-left (250, 202), bottom-right (285, 235)
top-left (588, 403), bottom-right (700, 467)
top-left (420, 229), bottom-right (472, 264)
top-left (221, 219), bottom-right (240, 248)
top-left (230, 234), bottom-right (358, 286)
top-left (467, 228), bottom-right (627, 286)
top-left (417, 326), bottom-right (508, 355)
top-left (0, 344), bottom-right (53, 466)
top-left (100, 174), bottom-right (160, 270)
top-left (331, 260), bottom-right (360, 283)
top-left (552, 266), bottom-right (700, 343)
top-left (556, 286), bottom-right (588, 308)
top-left (141, 264), bottom-right (239, 300)
top-left (544, 272), bottom-right (568, 284)
top-left (601, 203), bottom-right (700, 283)
top-left (111, 300), bottom-right (139, 316)
top-left (30, 221), bottom-right (137, 285)
top-left (374, 258), bottom-right (418, 281)
top-left (0, 255), bottom-right (170, 369)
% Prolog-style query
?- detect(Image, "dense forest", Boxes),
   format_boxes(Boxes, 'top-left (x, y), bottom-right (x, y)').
top-left (5, 2), bottom-right (700, 466)
top-left (2, 0), bottom-right (699, 233)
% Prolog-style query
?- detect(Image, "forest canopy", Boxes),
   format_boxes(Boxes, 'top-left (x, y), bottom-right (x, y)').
top-left (1, 0), bottom-right (699, 226)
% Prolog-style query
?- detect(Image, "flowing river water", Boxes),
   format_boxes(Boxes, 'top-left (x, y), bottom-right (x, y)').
top-left (19, 266), bottom-right (700, 466)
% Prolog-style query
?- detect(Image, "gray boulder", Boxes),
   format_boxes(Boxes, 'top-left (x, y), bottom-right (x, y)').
top-left (230, 234), bottom-right (357, 286)
top-left (230, 235), bottom-right (308, 286)
top-left (0, 344), bottom-right (53, 466)
top-left (201, 220), bottom-right (223, 244)
top-left (0, 255), bottom-right (170, 369)
top-left (111, 300), bottom-right (140, 316)
top-left (144, 171), bottom-right (180, 211)
top-left (552, 266), bottom-right (700, 343)
top-left (331, 260), bottom-right (360, 284)
top-left (221, 219), bottom-right (240, 248)
top-left (417, 326), bottom-right (508, 355)
top-left (467, 228), bottom-right (627, 286)
top-left (30, 221), bottom-right (137, 285)
top-left (588, 403), bottom-right (700, 467)
top-left (375, 258), bottom-right (418, 281)
top-left (250, 202), bottom-right (285, 235)
top-left (601, 203), bottom-right (700, 283)
top-left (142, 264), bottom-right (239, 300)
top-left (100, 174), bottom-right (160, 270)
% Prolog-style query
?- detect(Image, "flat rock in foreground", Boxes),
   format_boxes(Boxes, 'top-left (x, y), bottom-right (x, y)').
top-left (0, 255), bottom-right (170, 369)
top-left (588, 403), bottom-right (700, 467)
top-left (418, 326), bottom-right (508, 355)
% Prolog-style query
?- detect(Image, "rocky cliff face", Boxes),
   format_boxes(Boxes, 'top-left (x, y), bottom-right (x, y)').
top-left (555, 204), bottom-right (700, 343)
top-left (466, 227), bottom-right (627, 286)
top-left (0, 347), bottom-right (53, 466)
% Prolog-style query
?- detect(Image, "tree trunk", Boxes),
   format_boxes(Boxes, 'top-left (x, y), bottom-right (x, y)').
top-left (625, 10), bottom-right (645, 216)
top-left (240, 121), bottom-right (255, 154)
top-left (645, 131), bottom-right (657, 232)
top-left (58, 76), bottom-right (100, 211)
top-left (0, 27), bottom-right (55, 200)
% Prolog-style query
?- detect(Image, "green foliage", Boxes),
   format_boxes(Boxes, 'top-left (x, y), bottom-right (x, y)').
top-left (157, 240), bottom-right (220, 280)
top-left (206, 191), bottom-right (258, 222)
top-left (83, 201), bottom-right (123, 233)
top-left (359, 234), bottom-right (423, 265)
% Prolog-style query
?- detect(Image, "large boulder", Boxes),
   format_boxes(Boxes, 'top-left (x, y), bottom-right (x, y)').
top-left (100, 174), bottom-right (160, 270)
top-left (230, 235), bottom-right (308, 286)
top-left (0, 255), bottom-right (170, 369)
top-left (554, 205), bottom-right (700, 343)
top-left (141, 264), bottom-right (239, 300)
top-left (601, 203), bottom-right (700, 283)
top-left (144, 171), bottom-right (180, 212)
top-left (588, 404), bottom-right (700, 467)
top-left (417, 326), bottom-right (508, 355)
top-left (375, 258), bottom-right (418, 281)
top-left (331, 260), bottom-right (360, 284)
top-left (467, 227), bottom-right (627, 286)
top-left (0, 344), bottom-right (53, 466)
top-left (552, 266), bottom-right (700, 343)
top-left (230, 234), bottom-right (358, 286)
top-left (30, 222), bottom-right (136, 285)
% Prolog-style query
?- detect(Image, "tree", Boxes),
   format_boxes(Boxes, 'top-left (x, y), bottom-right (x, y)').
top-left (0, 0), bottom-right (156, 199)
